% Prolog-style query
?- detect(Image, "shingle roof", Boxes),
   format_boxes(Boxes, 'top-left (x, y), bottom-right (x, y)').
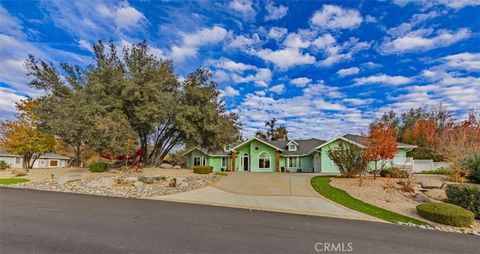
top-left (342, 134), bottom-right (417, 148)
top-left (266, 138), bottom-right (326, 156)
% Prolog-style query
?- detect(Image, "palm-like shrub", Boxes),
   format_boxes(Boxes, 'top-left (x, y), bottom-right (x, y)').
top-left (328, 142), bottom-right (368, 178)
top-left (464, 153), bottom-right (480, 183)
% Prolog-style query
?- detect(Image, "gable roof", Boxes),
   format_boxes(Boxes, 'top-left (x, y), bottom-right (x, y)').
top-left (343, 134), bottom-right (417, 148)
top-left (266, 138), bottom-right (326, 156)
top-left (232, 137), bottom-right (283, 151)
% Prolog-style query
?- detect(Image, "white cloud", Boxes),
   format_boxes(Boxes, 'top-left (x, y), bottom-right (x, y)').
top-left (232, 68), bottom-right (272, 87)
top-left (0, 5), bottom-right (25, 39)
top-left (269, 84), bottom-right (285, 94)
top-left (343, 98), bottom-right (375, 106)
top-left (362, 61), bottom-right (382, 68)
top-left (97, 4), bottom-right (146, 30)
top-left (78, 39), bottom-right (93, 52)
top-left (290, 77), bottom-right (312, 87)
top-left (0, 87), bottom-right (26, 120)
top-left (214, 58), bottom-right (257, 72)
top-left (337, 67), bottom-right (360, 77)
top-left (310, 5), bottom-right (363, 30)
top-left (256, 48), bottom-right (315, 69)
top-left (229, 0), bottom-right (256, 18)
top-left (268, 27), bottom-right (288, 41)
top-left (312, 33), bottom-right (336, 49)
top-left (442, 52), bottom-right (480, 71)
top-left (170, 26), bottom-right (227, 61)
top-left (316, 36), bottom-right (371, 67)
top-left (382, 28), bottom-right (471, 54)
top-left (354, 74), bottom-right (413, 85)
top-left (283, 33), bottom-right (310, 49)
top-left (393, 0), bottom-right (480, 9)
top-left (220, 86), bottom-right (240, 97)
top-left (265, 2), bottom-right (288, 21)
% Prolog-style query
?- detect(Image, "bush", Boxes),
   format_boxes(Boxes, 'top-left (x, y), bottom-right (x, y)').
top-left (0, 160), bottom-right (10, 170)
top-left (380, 168), bottom-right (408, 178)
top-left (327, 142), bottom-right (368, 177)
top-left (193, 165), bottom-right (213, 174)
top-left (464, 153), bottom-right (480, 183)
top-left (416, 203), bottom-right (474, 227)
top-left (417, 167), bottom-right (449, 175)
top-left (446, 184), bottom-right (480, 219)
top-left (89, 162), bottom-right (109, 172)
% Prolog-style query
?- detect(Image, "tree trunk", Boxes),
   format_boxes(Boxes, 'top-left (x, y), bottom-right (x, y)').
top-left (74, 144), bottom-right (82, 167)
top-left (140, 134), bottom-right (148, 166)
top-left (374, 161), bottom-right (378, 180)
top-left (22, 154), bottom-right (31, 169)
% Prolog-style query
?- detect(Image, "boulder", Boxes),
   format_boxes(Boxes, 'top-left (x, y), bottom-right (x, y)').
top-left (173, 165), bottom-right (181, 169)
top-left (414, 192), bottom-right (432, 203)
top-left (12, 169), bottom-right (28, 177)
top-left (123, 176), bottom-right (138, 184)
top-left (138, 175), bottom-right (166, 184)
top-left (420, 179), bottom-right (443, 189)
top-left (132, 181), bottom-right (144, 188)
top-left (87, 177), bottom-right (115, 188)
top-left (159, 163), bottom-right (173, 169)
top-left (176, 177), bottom-right (188, 188)
top-left (57, 173), bottom-right (82, 185)
top-left (424, 189), bottom-right (447, 202)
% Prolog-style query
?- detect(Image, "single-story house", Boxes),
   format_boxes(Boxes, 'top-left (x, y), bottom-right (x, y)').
top-left (0, 149), bottom-right (70, 168)
top-left (183, 134), bottom-right (417, 173)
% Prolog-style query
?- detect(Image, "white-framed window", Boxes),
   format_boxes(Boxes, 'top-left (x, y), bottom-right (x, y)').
top-left (15, 157), bottom-right (21, 164)
top-left (221, 157), bottom-right (228, 168)
top-left (258, 152), bottom-right (271, 169)
top-left (193, 156), bottom-right (201, 166)
top-left (288, 144), bottom-right (297, 151)
top-left (288, 157), bottom-right (301, 168)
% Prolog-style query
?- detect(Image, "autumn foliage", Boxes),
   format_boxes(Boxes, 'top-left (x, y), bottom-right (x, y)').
top-left (364, 124), bottom-right (398, 179)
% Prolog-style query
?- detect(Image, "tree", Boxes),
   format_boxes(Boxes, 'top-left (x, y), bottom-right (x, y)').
top-left (0, 99), bottom-right (56, 169)
top-left (327, 142), bottom-right (368, 178)
top-left (403, 118), bottom-right (440, 160)
top-left (276, 126), bottom-right (288, 141)
top-left (255, 130), bottom-right (267, 140)
top-left (265, 118), bottom-right (278, 140)
top-left (364, 124), bottom-right (398, 179)
top-left (256, 118), bottom-right (288, 141)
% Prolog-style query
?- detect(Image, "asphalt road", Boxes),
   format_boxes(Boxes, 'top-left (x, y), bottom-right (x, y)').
top-left (0, 188), bottom-right (478, 254)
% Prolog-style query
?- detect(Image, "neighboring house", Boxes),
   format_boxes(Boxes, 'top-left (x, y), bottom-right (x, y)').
top-left (0, 149), bottom-right (70, 168)
top-left (183, 134), bottom-right (417, 173)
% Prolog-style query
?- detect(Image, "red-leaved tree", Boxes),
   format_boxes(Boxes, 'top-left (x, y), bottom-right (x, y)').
top-left (364, 124), bottom-right (398, 179)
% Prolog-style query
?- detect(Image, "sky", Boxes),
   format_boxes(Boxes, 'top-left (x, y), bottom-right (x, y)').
top-left (0, 0), bottom-right (479, 140)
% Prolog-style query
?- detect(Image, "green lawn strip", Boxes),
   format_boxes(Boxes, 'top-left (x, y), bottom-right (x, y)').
top-left (215, 172), bottom-right (228, 176)
top-left (311, 176), bottom-right (428, 225)
top-left (0, 178), bottom-right (30, 185)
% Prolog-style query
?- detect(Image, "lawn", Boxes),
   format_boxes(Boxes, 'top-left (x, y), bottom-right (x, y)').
top-left (311, 176), bottom-right (428, 225)
top-left (0, 178), bottom-right (30, 185)
top-left (416, 168), bottom-right (449, 175)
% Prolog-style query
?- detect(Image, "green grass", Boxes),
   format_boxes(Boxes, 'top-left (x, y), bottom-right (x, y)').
top-left (215, 172), bottom-right (228, 176)
top-left (416, 168), bottom-right (449, 175)
top-left (0, 178), bottom-right (30, 185)
top-left (311, 176), bottom-right (428, 225)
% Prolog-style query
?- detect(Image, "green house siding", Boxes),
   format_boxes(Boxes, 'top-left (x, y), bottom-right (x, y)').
top-left (186, 149), bottom-right (209, 168)
top-left (234, 139), bottom-right (277, 172)
top-left (284, 155), bottom-right (314, 173)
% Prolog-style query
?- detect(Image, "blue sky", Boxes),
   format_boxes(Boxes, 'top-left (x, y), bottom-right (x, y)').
top-left (1, 0), bottom-right (479, 139)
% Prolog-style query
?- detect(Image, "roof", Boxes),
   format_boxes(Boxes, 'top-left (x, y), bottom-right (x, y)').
top-left (342, 134), bottom-right (417, 148)
top-left (0, 149), bottom-right (70, 160)
top-left (266, 138), bottom-right (326, 156)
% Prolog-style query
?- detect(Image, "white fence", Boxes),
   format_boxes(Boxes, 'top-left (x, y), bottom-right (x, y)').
top-left (412, 159), bottom-right (448, 172)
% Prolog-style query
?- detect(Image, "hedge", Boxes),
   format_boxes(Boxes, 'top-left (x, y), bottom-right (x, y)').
top-left (89, 162), bottom-right (109, 172)
top-left (193, 165), bottom-right (213, 174)
top-left (446, 184), bottom-right (480, 219)
top-left (416, 203), bottom-right (474, 227)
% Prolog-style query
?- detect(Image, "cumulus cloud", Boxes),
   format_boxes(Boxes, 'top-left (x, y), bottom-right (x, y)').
top-left (229, 0), bottom-right (256, 19)
top-left (290, 77), bottom-right (312, 87)
top-left (170, 26), bottom-right (227, 61)
top-left (256, 48), bottom-right (316, 69)
top-left (310, 5), bottom-right (363, 30)
top-left (442, 52), bottom-right (480, 71)
top-left (0, 87), bottom-right (26, 120)
top-left (267, 27), bottom-right (288, 41)
top-left (393, 0), bottom-right (480, 9)
top-left (220, 86), bottom-right (240, 97)
top-left (232, 68), bottom-right (272, 87)
top-left (381, 28), bottom-right (471, 54)
top-left (354, 74), bottom-right (413, 85)
top-left (269, 84), bottom-right (285, 94)
top-left (265, 2), bottom-right (288, 21)
top-left (337, 67), bottom-right (360, 77)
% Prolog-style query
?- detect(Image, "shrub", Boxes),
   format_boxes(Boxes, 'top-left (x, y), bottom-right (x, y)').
top-left (193, 165), bottom-right (213, 174)
top-left (416, 203), bottom-right (474, 227)
top-left (417, 167), bottom-right (449, 175)
top-left (446, 184), bottom-right (480, 219)
top-left (464, 153), bottom-right (480, 183)
top-left (89, 162), bottom-right (109, 172)
top-left (390, 168), bottom-right (408, 178)
top-left (380, 169), bottom-right (391, 177)
top-left (327, 142), bottom-right (368, 178)
top-left (0, 160), bottom-right (10, 170)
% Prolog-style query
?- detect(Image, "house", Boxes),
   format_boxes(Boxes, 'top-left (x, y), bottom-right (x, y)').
top-left (182, 134), bottom-right (417, 173)
top-left (0, 149), bottom-right (70, 168)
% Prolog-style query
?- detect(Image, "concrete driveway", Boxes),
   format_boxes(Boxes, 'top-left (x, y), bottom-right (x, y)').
top-left (152, 172), bottom-right (379, 222)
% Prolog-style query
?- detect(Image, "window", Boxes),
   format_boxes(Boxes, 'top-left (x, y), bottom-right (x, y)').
top-left (15, 157), bottom-right (20, 164)
top-left (202, 157), bottom-right (206, 166)
top-left (193, 157), bottom-right (201, 166)
top-left (288, 144), bottom-right (297, 151)
top-left (221, 157), bottom-right (228, 167)
top-left (258, 152), bottom-right (271, 169)
top-left (288, 157), bottom-right (298, 168)
top-left (49, 160), bottom-right (58, 167)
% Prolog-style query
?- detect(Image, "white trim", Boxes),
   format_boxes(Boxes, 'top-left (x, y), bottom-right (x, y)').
top-left (232, 137), bottom-right (283, 151)
top-left (286, 140), bottom-right (298, 146)
top-left (257, 151), bottom-right (272, 170)
top-left (314, 137), bottom-right (365, 150)
top-left (193, 156), bottom-right (202, 166)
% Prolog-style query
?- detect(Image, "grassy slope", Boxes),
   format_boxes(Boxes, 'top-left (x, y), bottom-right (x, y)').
top-left (0, 178), bottom-right (30, 185)
top-left (311, 176), bottom-right (428, 225)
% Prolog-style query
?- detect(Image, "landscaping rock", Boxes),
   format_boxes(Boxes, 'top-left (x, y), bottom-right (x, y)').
top-left (12, 169), bottom-right (28, 177)
top-left (133, 181), bottom-right (144, 188)
top-left (56, 173), bottom-right (82, 185)
top-left (87, 177), bottom-right (115, 188)
top-left (138, 175), bottom-right (166, 184)
top-left (420, 179), bottom-right (443, 189)
top-left (176, 177), bottom-right (188, 188)
top-left (414, 192), bottom-right (432, 203)
top-left (159, 163), bottom-right (173, 169)
top-left (123, 176), bottom-right (138, 184)
top-left (173, 165), bottom-right (181, 169)
top-left (424, 189), bottom-right (447, 202)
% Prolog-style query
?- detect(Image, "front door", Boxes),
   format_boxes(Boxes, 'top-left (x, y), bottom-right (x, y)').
top-left (243, 154), bottom-right (249, 171)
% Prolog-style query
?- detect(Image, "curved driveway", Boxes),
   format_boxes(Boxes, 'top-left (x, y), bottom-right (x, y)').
top-left (153, 172), bottom-right (379, 222)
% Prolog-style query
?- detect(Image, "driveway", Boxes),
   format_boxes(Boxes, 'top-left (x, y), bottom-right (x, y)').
top-left (152, 172), bottom-right (378, 221)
